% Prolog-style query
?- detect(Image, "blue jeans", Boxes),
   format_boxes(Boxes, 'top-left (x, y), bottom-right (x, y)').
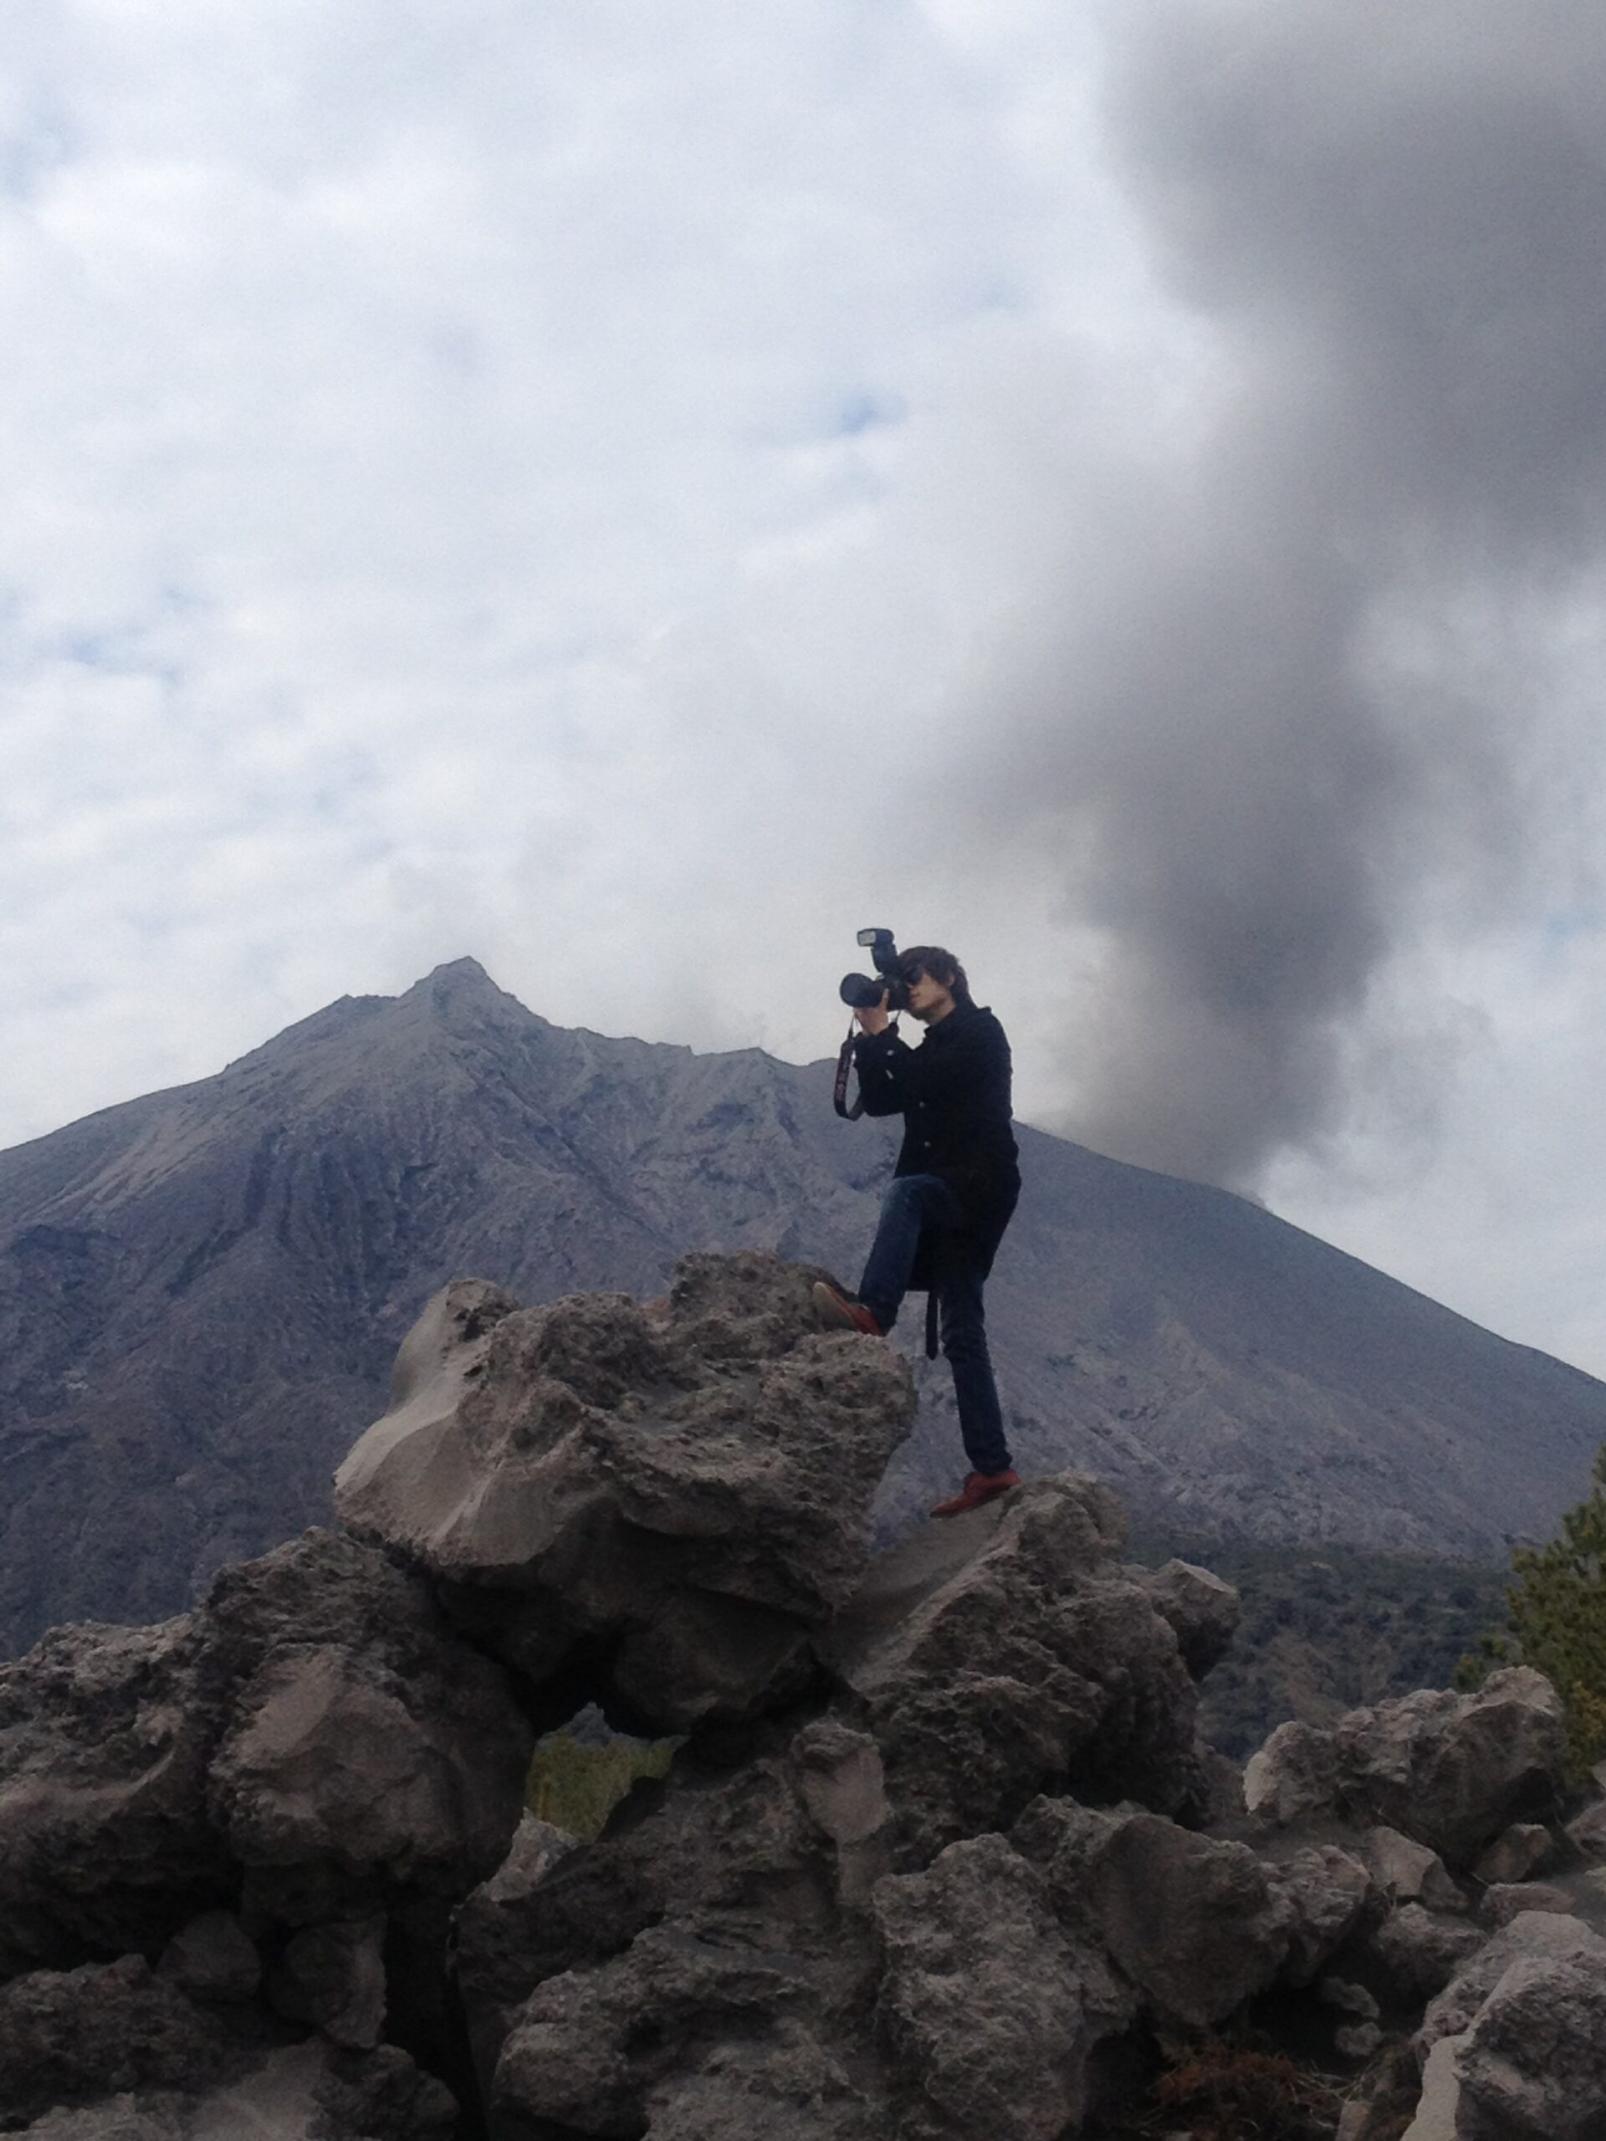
top-left (858, 1173), bottom-right (1012, 1477)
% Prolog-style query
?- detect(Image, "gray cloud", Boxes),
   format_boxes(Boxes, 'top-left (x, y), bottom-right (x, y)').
top-left (963, 0), bottom-right (1606, 1185)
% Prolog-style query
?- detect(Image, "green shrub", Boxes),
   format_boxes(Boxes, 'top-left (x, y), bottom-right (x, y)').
top-left (526, 1729), bottom-right (677, 1840)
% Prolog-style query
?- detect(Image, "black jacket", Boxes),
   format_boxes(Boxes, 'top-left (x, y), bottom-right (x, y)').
top-left (851, 1003), bottom-right (1021, 1273)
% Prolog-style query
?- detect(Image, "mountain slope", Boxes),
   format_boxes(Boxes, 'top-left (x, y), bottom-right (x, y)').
top-left (2, 956), bottom-right (1602, 1651)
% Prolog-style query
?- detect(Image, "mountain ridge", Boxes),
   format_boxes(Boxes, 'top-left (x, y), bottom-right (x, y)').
top-left (2, 959), bottom-right (1603, 1653)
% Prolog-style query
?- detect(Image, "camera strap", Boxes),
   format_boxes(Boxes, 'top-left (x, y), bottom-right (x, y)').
top-left (832, 1020), bottom-right (864, 1119)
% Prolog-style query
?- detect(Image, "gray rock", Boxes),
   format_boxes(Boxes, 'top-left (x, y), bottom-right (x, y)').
top-left (871, 1834), bottom-right (1134, 2141)
top-left (1244, 1719), bottom-right (1340, 1826)
top-left (1365, 1826), bottom-right (1465, 1913)
top-left (156, 1912), bottom-right (261, 2005)
top-left (267, 1915), bottom-right (387, 2048)
top-left (0, 1955), bottom-right (238, 2128)
top-left (1333, 1670), bottom-right (1566, 1869)
top-left (1143, 1558), bottom-right (1241, 1678)
top-left (1320, 1977), bottom-right (1381, 2019)
top-left (1479, 1880), bottom-right (1577, 1928)
top-left (0, 1618), bottom-right (229, 1975)
top-left (1267, 1845), bottom-right (1373, 1987)
top-left (1249, 1673), bottom-right (1565, 1872)
top-left (202, 1534), bottom-right (531, 1926)
top-left (1471, 1822), bottom-right (1553, 1887)
top-left (492, 1923), bottom-right (845, 2139)
top-left (1403, 2031), bottom-right (1466, 2141)
top-left (1452, 1946), bottom-right (1606, 2138)
top-left (1336, 2020), bottom-right (1384, 2061)
top-left (824, 1476), bottom-right (1204, 1855)
top-left (1419, 1909), bottom-right (1606, 2051)
top-left (1565, 1794), bottom-right (1606, 1858)
top-left (336, 1253), bottom-right (916, 1732)
top-left (1075, 1813), bottom-right (1294, 2028)
top-left (1364, 1905), bottom-right (1487, 2003)
top-left (791, 1718), bottom-right (895, 1908)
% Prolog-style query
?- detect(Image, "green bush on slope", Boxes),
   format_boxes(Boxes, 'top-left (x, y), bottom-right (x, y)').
top-left (527, 1729), bottom-right (677, 1840)
top-left (1464, 1444), bottom-right (1606, 1783)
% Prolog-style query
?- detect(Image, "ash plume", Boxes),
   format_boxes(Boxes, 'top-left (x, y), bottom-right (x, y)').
top-left (990, 1), bottom-right (1606, 1187)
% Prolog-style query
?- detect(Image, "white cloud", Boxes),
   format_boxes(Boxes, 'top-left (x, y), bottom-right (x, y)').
top-left (2, 1), bottom-right (1605, 1389)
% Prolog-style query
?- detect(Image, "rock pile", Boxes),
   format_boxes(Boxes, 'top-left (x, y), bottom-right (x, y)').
top-left (2, 1251), bottom-right (1606, 2138)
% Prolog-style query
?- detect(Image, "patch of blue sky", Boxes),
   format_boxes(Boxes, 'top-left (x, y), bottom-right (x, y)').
top-left (0, 101), bottom-right (77, 203)
top-left (834, 389), bottom-right (906, 437)
top-left (1539, 906), bottom-right (1602, 953)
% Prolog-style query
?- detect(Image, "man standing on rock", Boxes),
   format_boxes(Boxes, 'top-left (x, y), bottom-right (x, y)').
top-left (814, 945), bottom-right (1022, 1518)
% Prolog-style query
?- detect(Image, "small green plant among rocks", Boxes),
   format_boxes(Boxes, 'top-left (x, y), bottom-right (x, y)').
top-left (526, 1728), bottom-right (676, 1840)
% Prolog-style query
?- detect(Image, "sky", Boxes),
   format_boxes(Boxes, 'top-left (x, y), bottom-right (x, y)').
top-left (4, 0), bottom-right (1605, 1378)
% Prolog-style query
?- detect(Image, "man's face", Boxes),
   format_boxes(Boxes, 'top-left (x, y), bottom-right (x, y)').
top-left (904, 966), bottom-right (956, 1023)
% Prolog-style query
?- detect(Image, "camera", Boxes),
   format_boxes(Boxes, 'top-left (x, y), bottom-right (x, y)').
top-left (839, 927), bottom-right (909, 1012)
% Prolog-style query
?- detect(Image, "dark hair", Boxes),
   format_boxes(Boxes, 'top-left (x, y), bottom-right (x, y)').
top-left (898, 944), bottom-right (972, 1006)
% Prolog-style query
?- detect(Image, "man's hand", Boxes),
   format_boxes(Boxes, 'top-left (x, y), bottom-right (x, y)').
top-left (855, 993), bottom-right (891, 1036)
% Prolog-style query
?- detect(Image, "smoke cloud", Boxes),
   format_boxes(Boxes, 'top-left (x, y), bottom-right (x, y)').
top-left (976, 0), bottom-right (1606, 1187)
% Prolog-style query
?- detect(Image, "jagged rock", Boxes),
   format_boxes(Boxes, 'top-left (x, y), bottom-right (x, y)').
top-left (1336, 2020), bottom-right (1384, 2060)
top-left (202, 1533), bottom-right (531, 1926)
top-left (9, 2105), bottom-right (181, 2139)
top-left (1244, 1719), bottom-right (1341, 1825)
top-left (1014, 1795), bottom-right (1299, 2026)
top-left (1081, 1814), bottom-right (1293, 2027)
top-left (0, 1528), bottom-right (531, 1982)
top-left (335, 1254), bottom-right (917, 1731)
top-left (1418, 1909), bottom-right (1606, 2051)
top-left (1478, 1881), bottom-right (1576, 1928)
top-left (1337, 2041), bottom-right (1427, 2141)
top-left (823, 1477), bottom-right (1208, 1855)
top-left (0, 1619), bottom-right (230, 1976)
top-left (791, 1718), bottom-right (896, 1908)
top-left (156, 1912), bottom-right (261, 2004)
top-left (1364, 1827), bottom-right (1465, 1913)
top-left (1362, 1905), bottom-right (1486, 2003)
top-left (1321, 1977), bottom-right (1381, 2019)
top-left (453, 1729), bottom-right (854, 2109)
top-left (1249, 1672), bottom-right (1566, 1870)
top-left (1143, 1558), bottom-right (1241, 1677)
top-left (1470, 1822), bottom-right (1553, 1887)
top-left (492, 1923), bottom-right (858, 2140)
top-left (1448, 1945), bottom-right (1606, 2138)
top-left (0, 1955), bottom-right (240, 2127)
top-left (267, 1915), bottom-right (387, 2048)
top-left (1564, 1794), bottom-right (1606, 1858)
top-left (871, 1833), bottom-right (1134, 2141)
top-left (1403, 2032), bottom-right (1465, 2140)
top-left (1333, 1670), bottom-right (1566, 1869)
top-left (1267, 1844), bottom-right (1374, 1987)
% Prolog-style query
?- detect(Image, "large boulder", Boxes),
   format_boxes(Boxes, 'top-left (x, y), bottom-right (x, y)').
top-left (199, 1529), bottom-right (533, 1929)
top-left (0, 1621), bottom-right (230, 1976)
top-left (872, 1833), bottom-right (1134, 2141)
top-left (1248, 1670), bottom-right (1566, 1870)
top-left (821, 1476), bottom-right (1212, 1856)
top-left (335, 1254), bottom-right (917, 1731)
top-left (1399, 1916), bottom-right (1606, 2140)
top-left (1014, 1799), bottom-right (1295, 2029)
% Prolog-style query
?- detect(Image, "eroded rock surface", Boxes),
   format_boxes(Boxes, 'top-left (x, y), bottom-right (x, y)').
top-left (7, 1252), bottom-right (1601, 2141)
top-left (336, 1252), bottom-right (918, 1730)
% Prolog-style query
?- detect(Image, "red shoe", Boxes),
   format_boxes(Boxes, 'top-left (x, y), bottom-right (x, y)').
top-left (931, 1469), bottom-right (1020, 1518)
top-left (811, 1281), bottom-right (885, 1338)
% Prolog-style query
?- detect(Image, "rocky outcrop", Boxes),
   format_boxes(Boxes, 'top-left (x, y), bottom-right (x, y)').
top-left (6, 1250), bottom-right (1606, 2138)
top-left (335, 1253), bottom-right (917, 1731)
top-left (1246, 1669), bottom-right (1567, 1868)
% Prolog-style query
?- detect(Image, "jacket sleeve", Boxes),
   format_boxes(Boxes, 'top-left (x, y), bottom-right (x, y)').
top-left (851, 1026), bottom-right (916, 1116)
